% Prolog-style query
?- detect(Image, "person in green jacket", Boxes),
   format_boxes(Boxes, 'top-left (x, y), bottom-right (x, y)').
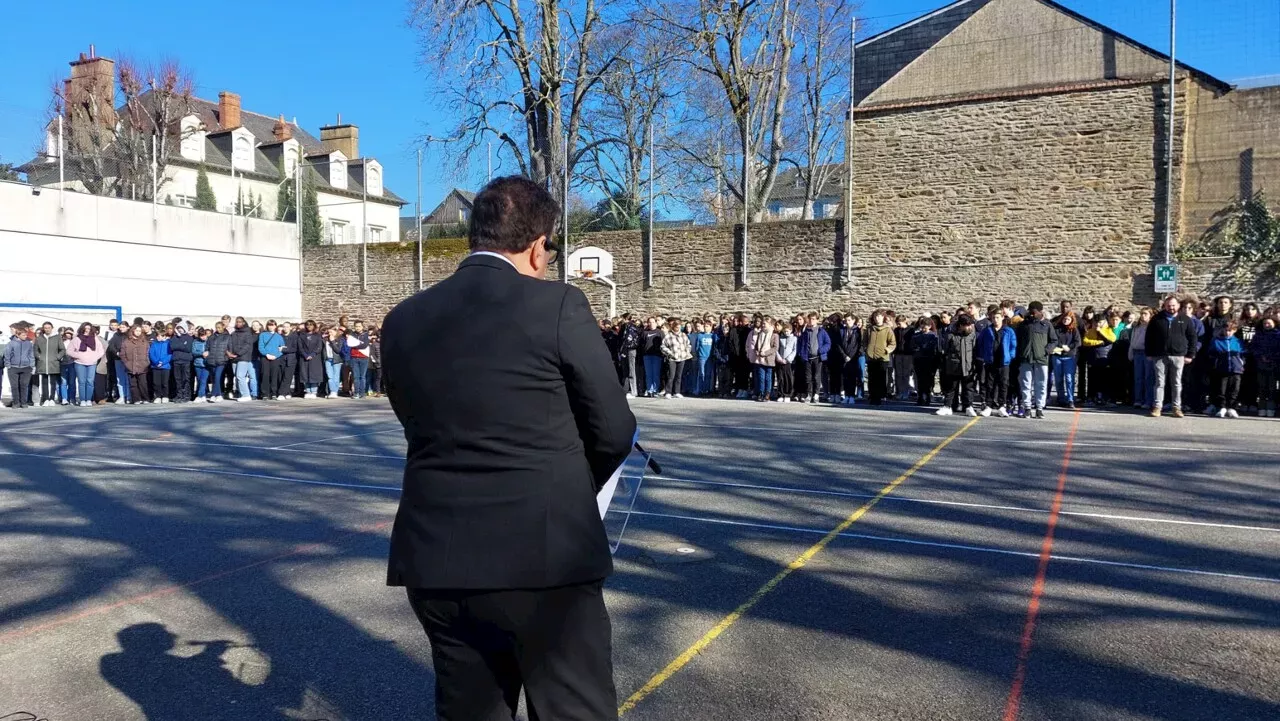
top-left (33, 321), bottom-right (66, 406)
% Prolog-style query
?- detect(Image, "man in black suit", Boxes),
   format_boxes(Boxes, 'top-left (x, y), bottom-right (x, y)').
top-left (381, 175), bottom-right (637, 721)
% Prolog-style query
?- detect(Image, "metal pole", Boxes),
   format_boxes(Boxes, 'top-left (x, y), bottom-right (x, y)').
top-left (151, 134), bottom-right (158, 219)
top-left (743, 138), bottom-right (750, 287)
top-left (57, 115), bottom-right (64, 209)
top-left (1164, 0), bottom-right (1176, 265)
top-left (417, 146), bottom-right (424, 291)
top-left (362, 172), bottom-right (368, 293)
top-left (647, 121), bottom-right (655, 287)
top-left (845, 16), bottom-right (856, 282)
top-left (562, 135), bottom-right (570, 284)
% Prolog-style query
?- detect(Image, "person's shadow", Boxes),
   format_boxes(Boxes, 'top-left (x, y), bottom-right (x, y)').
top-left (99, 623), bottom-right (284, 721)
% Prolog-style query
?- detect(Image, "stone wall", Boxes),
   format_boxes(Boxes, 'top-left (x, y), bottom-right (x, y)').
top-left (302, 83), bottom-right (1278, 324)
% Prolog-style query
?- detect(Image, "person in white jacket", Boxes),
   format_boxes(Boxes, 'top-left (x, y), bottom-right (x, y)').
top-left (747, 315), bottom-right (779, 401)
top-left (660, 318), bottom-right (692, 399)
top-left (776, 321), bottom-right (798, 402)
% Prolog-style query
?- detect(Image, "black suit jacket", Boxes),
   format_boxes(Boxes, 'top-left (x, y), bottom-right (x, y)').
top-left (382, 254), bottom-right (637, 590)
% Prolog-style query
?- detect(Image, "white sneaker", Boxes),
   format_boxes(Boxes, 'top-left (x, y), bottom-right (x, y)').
top-left (809, 395), bottom-right (819, 404)
top-left (1205, 405), bottom-right (1219, 417)
top-left (237, 397), bottom-right (252, 403)
top-left (675, 393), bottom-right (684, 399)
top-left (935, 407), bottom-right (953, 416)
top-left (626, 393), bottom-right (635, 399)
top-left (980, 407), bottom-right (992, 417)
top-left (965, 407), bottom-right (978, 417)
top-left (1226, 408), bottom-right (1239, 419)
top-left (997, 408), bottom-right (1010, 418)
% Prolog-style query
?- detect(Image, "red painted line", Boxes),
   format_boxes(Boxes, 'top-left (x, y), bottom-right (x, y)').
top-left (0, 520), bottom-right (392, 645)
top-left (1002, 409), bottom-right (1081, 721)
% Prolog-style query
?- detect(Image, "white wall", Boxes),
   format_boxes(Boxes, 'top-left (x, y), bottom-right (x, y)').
top-left (0, 180), bottom-right (301, 325)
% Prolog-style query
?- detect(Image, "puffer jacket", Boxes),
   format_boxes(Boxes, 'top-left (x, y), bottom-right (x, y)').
top-left (864, 325), bottom-right (896, 362)
top-left (661, 330), bottom-right (693, 362)
top-left (121, 336), bottom-right (151, 374)
top-left (227, 327), bottom-right (256, 361)
top-left (205, 331), bottom-right (232, 365)
top-left (943, 329), bottom-right (977, 377)
top-left (33, 333), bottom-right (65, 374)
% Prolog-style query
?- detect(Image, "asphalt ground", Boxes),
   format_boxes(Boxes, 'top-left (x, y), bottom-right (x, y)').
top-left (0, 397), bottom-right (1277, 720)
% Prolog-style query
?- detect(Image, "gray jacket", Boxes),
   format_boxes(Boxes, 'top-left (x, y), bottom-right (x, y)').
top-left (4, 336), bottom-right (35, 369)
top-left (33, 333), bottom-right (66, 374)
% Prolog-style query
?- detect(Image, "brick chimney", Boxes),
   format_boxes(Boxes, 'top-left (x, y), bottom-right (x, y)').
top-left (66, 45), bottom-right (116, 125)
top-left (320, 113), bottom-right (359, 158)
top-left (272, 115), bottom-right (292, 141)
top-left (219, 91), bottom-right (242, 130)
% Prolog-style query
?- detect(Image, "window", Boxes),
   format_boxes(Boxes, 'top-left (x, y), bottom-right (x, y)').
top-left (330, 157), bottom-right (347, 190)
top-left (366, 164), bottom-right (382, 196)
top-left (174, 194), bottom-right (195, 208)
top-left (232, 134), bottom-right (254, 172)
top-left (768, 201), bottom-right (783, 216)
top-left (329, 219), bottom-right (348, 245)
top-left (369, 225), bottom-right (385, 243)
top-left (285, 146), bottom-right (300, 178)
top-left (180, 116), bottom-right (204, 161)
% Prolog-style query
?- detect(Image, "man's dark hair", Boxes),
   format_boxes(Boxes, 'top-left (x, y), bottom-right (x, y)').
top-left (469, 176), bottom-right (561, 254)
top-left (1028, 301), bottom-right (1044, 313)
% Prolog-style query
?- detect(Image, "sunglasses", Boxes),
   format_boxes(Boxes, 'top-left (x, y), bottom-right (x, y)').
top-left (543, 236), bottom-right (562, 265)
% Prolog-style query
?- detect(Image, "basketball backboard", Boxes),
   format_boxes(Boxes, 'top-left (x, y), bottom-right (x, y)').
top-left (566, 246), bottom-right (614, 279)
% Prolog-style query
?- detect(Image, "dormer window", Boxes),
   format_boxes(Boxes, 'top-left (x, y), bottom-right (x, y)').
top-left (284, 140), bottom-right (300, 178)
top-left (365, 161), bottom-right (382, 197)
top-left (231, 128), bottom-right (255, 172)
top-left (180, 115), bottom-right (205, 162)
top-left (330, 153), bottom-right (347, 190)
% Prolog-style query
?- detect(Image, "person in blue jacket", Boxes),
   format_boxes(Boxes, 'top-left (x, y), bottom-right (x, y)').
top-left (688, 321), bottom-right (716, 397)
top-left (1206, 319), bottom-right (1245, 418)
top-left (257, 320), bottom-right (287, 400)
top-left (148, 325), bottom-right (174, 404)
top-left (795, 312), bottom-right (831, 403)
top-left (975, 309), bottom-right (1017, 417)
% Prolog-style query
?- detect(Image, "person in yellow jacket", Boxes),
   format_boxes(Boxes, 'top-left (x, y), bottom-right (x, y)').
top-left (863, 310), bottom-right (897, 405)
top-left (1081, 314), bottom-right (1119, 406)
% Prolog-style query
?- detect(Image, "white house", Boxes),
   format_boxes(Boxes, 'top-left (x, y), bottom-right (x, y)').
top-left (765, 166), bottom-right (844, 220)
top-left (21, 48), bottom-right (405, 244)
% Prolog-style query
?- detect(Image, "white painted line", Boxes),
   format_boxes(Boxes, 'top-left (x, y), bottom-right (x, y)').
top-left (627, 475), bottom-right (1280, 534)
top-left (270, 428), bottom-right (403, 450)
top-left (9, 430), bottom-right (403, 460)
top-left (0, 451), bottom-right (404, 493)
top-left (640, 421), bottom-right (1280, 456)
top-left (618, 509), bottom-right (1280, 585)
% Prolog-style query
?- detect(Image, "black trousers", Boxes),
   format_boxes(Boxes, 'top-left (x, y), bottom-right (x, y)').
top-left (776, 362), bottom-right (794, 397)
top-left (914, 359), bottom-right (937, 406)
top-left (664, 359), bottom-right (685, 395)
top-left (38, 373), bottom-right (59, 403)
top-left (1211, 372), bottom-right (1242, 410)
top-left (173, 362), bottom-right (192, 402)
top-left (984, 363), bottom-right (1010, 409)
top-left (129, 372), bottom-right (152, 404)
top-left (827, 358), bottom-right (846, 397)
top-left (731, 357), bottom-right (751, 392)
top-left (7, 367), bottom-right (32, 407)
top-left (944, 372), bottom-right (977, 410)
top-left (407, 582), bottom-right (616, 721)
top-left (803, 357), bottom-right (822, 397)
top-left (263, 357), bottom-right (283, 397)
top-left (867, 358), bottom-right (890, 405)
top-left (282, 355), bottom-right (298, 396)
top-left (151, 368), bottom-right (171, 400)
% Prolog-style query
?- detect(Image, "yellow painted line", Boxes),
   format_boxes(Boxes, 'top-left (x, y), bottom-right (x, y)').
top-left (617, 416), bottom-right (981, 716)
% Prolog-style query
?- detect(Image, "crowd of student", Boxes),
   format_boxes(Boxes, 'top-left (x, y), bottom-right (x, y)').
top-left (600, 294), bottom-right (1280, 419)
top-left (0, 315), bottom-right (383, 409)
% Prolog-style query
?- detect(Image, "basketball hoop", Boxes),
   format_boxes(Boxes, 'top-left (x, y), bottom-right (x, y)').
top-left (581, 269), bottom-right (596, 278)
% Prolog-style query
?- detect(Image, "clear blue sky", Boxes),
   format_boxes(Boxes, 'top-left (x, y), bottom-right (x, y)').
top-left (1, 0), bottom-right (1276, 218)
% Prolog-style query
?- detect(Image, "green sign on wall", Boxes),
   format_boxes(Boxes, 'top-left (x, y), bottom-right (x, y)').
top-left (1154, 264), bottom-right (1178, 293)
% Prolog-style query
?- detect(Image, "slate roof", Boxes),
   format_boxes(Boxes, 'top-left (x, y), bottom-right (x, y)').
top-left (768, 166), bottom-right (845, 203)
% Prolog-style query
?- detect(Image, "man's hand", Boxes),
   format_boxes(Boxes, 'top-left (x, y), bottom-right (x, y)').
top-left (1184, 357), bottom-right (1194, 364)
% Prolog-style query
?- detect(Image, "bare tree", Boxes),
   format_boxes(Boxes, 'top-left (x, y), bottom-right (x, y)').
top-left (648, 0), bottom-right (797, 222)
top-left (579, 24), bottom-right (680, 228)
top-left (786, 0), bottom-right (852, 219)
top-left (409, 0), bottom-right (628, 201)
top-left (52, 56), bottom-right (194, 200)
